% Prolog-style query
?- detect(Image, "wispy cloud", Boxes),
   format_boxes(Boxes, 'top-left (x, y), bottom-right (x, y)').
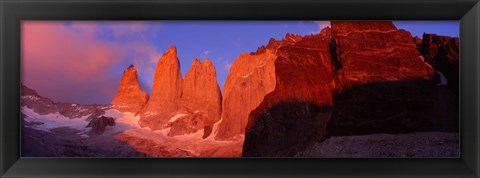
top-left (222, 60), bottom-right (232, 72)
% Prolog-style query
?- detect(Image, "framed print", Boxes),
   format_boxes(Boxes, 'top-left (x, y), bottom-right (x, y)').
top-left (1, 0), bottom-right (479, 177)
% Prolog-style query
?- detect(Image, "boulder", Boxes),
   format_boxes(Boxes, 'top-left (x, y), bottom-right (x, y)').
top-left (86, 116), bottom-right (116, 134)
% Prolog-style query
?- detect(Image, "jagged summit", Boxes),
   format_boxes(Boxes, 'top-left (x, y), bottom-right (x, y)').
top-left (111, 65), bottom-right (149, 113)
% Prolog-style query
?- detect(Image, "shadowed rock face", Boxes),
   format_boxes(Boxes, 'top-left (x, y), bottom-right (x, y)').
top-left (86, 116), bottom-right (116, 134)
top-left (111, 65), bottom-right (149, 113)
top-left (243, 102), bottom-right (333, 157)
top-left (418, 34), bottom-right (459, 94)
top-left (138, 46), bottom-right (183, 130)
top-left (327, 80), bottom-right (435, 136)
top-left (419, 34), bottom-right (454, 64)
top-left (434, 38), bottom-right (459, 94)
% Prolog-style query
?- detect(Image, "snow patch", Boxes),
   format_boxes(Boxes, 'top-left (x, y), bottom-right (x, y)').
top-left (169, 114), bottom-right (188, 122)
top-left (419, 56), bottom-right (434, 69)
top-left (114, 112), bottom-right (140, 129)
top-left (239, 71), bottom-right (253, 78)
top-left (258, 61), bottom-right (265, 68)
top-left (22, 106), bottom-right (89, 132)
top-left (419, 55), bottom-right (426, 62)
top-left (436, 70), bottom-right (448, 85)
top-left (104, 109), bottom-right (124, 118)
top-left (144, 111), bottom-right (158, 117)
top-left (75, 107), bottom-right (87, 112)
top-left (113, 105), bottom-right (129, 108)
top-left (21, 95), bottom-right (39, 102)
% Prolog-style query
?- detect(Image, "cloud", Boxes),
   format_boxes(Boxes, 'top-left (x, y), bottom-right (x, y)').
top-left (315, 21), bottom-right (331, 32)
top-left (202, 50), bottom-right (210, 55)
top-left (22, 21), bottom-right (159, 104)
top-left (222, 60), bottom-right (233, 72)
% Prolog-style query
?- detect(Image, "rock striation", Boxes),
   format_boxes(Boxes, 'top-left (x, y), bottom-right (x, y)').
top-left (111, 65), bottom-right (149, 113)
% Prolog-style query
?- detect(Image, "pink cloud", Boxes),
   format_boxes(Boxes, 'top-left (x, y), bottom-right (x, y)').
top-left (22, 21), bottom-right (158, 104)
top-left (315, 21), bottom-right (331, 31)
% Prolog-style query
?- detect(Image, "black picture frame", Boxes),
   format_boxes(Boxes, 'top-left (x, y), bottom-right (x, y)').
top-left (1, 0), bottom-right (479, 177)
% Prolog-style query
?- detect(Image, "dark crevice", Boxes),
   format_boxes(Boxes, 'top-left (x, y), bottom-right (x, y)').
top-left (329, 39), bottom-right (343, 76)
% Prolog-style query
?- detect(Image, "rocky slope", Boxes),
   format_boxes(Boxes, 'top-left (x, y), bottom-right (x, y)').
top-left (138, 46), bottom-right (183, 130)
top-left (298, 132), bottom-right (459, 157)
top-left (111, 65), bottom-right (149, 113)
top-left (21, 84), bottom-right (108, 120)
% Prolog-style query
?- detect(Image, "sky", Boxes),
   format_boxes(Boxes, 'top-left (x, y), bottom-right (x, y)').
top-left (21, 21), bottom-right (459, 104)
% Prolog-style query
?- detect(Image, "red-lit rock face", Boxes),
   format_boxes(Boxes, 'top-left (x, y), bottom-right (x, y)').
top-left (111, 65), bottom-right (149, 113)
top-left (243, 32), bottom-right (336, 156)
top-left (215, 31), bottom-right (335, 141)
top-left (331, 21), bottom-right (434, 90)
top-left (241, 21), bottom-right (451, 156)
top-left (168, 58), bottom-right (222, 137)
top-left (327, 21), bottom-right (436, 136)
top-left (138, 46), bottom-right (183, 130)
top-left (179, 58), bottom-right (222, 127)
top-left (214, 49), bottom-right (278, 140)
top-left (330, 21), bottom-right (398, 36)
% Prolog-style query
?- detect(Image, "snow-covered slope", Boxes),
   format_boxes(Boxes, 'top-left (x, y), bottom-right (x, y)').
top-left (22, 106), bottom-right (90, 132)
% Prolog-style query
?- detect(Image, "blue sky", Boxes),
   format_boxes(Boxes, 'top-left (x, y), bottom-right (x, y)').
top-left (393, 21), bottom-right (459, 37)
top-left (22, 21), bottom-right (459, 104)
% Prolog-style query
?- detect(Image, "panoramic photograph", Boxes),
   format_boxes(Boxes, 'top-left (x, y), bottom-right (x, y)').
top-left (21, 21), bottom-right (459, 157)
